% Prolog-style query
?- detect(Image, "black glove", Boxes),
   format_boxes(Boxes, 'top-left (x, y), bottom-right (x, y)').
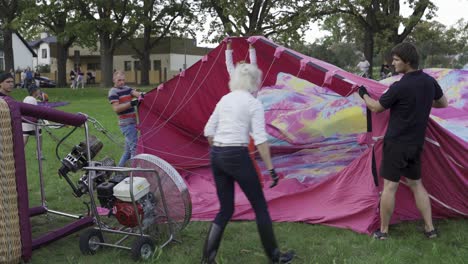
top-left (358, 85), bottom-right (369, 99)
top-left (269, 168), bottom-right (279, 188)
top-left (130, 98), bottom-right (139, 107)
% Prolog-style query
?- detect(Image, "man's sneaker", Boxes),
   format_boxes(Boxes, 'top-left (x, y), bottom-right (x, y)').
top-left (373, 229), bottom-right (388, 240)
top-left (424, 229), bottom-right (438, 239)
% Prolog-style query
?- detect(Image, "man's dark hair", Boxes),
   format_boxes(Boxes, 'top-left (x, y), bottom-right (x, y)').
top-left (27, 83), bottom-right (38, 95)
top-left (0, 72), bottom-right (13, 83)
top-left (391, 42), bottom-right (419, 69)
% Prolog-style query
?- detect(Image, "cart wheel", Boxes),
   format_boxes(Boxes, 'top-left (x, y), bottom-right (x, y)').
top-left (79, 228), bottom-right (104, 255)
top-left (131, 237), bottom-right (155, 261)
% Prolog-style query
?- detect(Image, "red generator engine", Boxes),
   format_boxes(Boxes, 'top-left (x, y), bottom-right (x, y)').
top-left (97, 176), bottom-right (157, 228)
top-left (114, 200), bottom-right (144, 227)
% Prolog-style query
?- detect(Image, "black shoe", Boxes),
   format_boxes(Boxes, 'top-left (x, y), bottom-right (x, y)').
top-left (201, 223), bottom-right (224, 264)
top-left (424, 229), bottom-right (438, 239)
top-left (271, 249), bottom-right (295, 264)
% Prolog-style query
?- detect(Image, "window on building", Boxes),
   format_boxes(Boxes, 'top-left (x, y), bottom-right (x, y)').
top-left (73, 50), bottom-right (80, 67)
top-left (124, 61), bottom-right (132, 71)
top-left (87, 63), bottom-right (101, 70)
top-left (153, 60), bottom-right (161, 71)
top-left (134, 61), bottom-right (141, 71)
top-left (42, 49), bottom-right (47, 59)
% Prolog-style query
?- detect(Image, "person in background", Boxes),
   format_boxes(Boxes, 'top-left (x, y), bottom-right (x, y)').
top-left (108, 70), bottom-right (144, 167)
top-left (357, 42), bottom-right (448, 240)
top-left (70, 69), bottom-right (76, 89)
top-left (34, 69), bottom-right (41, 78)
top-left (87, 70), bottom-right (96, 84)
top-left (21, 69), bottom-right (26, 88)
top-left (76, 68), bottom-right (85, 89)
top-left (357, 56), bottom-right (370, 78)
top-left (201, 62), bottom-right (294, 264)
top-left (380, 64), bottom-right (392, 79)
top-left (225, 39), bottom-right (257, 75)
top-left (0, 73), bottom-right (14, 96)
top-left (22, 84), bottom-right (42, 147)
top-left (25, 67), bottom-right (34, 89)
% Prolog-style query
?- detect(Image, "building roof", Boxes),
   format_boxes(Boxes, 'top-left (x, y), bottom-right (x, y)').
top-left (28, 36), bottom-right (57, 48)
top-left (28, 40), bottom-right (41, 47)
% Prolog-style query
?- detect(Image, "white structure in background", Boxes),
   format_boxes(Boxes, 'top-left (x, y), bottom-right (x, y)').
top-left (27, 32), bottom-right (211, 84)
top-left (0, 32), bottom-right (37, 71)
top-left (29, 32), bottom-right (53, 70)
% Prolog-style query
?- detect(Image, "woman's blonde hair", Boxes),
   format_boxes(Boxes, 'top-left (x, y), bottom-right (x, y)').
top-left (228, 63), bottom-right (262, 93)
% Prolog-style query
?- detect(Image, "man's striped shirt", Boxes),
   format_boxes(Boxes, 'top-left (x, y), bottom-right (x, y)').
top-left (108, 85), bottom-right (137, 126)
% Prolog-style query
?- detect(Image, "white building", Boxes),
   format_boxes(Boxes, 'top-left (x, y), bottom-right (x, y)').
top-left (28, 32), bottom-right (54, 70)
top-left (28, 33), bottom-right (211, 84)
top-left (0, 32), bottom-right (37, 71)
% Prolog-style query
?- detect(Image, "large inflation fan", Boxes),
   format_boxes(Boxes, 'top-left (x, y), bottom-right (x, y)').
top-left (129, 153), bottom-right (192, 235)
top-left (60, 136), bottom-right (192, 261)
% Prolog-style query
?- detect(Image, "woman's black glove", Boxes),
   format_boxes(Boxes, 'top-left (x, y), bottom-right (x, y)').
top-left (269, 168), bottom-right (279, 188)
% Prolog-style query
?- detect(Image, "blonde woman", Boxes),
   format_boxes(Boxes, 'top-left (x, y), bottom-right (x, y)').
top-left (202, 63), bottom-right (294, 264)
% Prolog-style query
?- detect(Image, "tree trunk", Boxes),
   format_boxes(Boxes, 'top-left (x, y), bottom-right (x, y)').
top-left (139, 27), bottom-right (152, 86)
top-left (140, 51), bottom-right (150, 86)
top-left (363, 29), bottom-right (374, 79)
top-left (56, 42), bottom-right (69, 87)
top-left (3, 28), bottom-right (14, 72)
top-left (100, 35), bottom-right (114, 87)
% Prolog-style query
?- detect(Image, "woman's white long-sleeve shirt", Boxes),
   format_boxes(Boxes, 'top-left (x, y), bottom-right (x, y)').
top-left (204, 90), bottom-right (267, 146)
top-left (225, 48), bottom-right (257, 77)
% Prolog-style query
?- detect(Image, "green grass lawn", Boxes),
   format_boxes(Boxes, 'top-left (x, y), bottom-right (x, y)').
top-left (8, 87), bottom-right (468, 264)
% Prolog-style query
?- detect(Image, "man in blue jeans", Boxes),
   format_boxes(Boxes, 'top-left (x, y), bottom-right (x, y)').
top-left (108, 70), bottom-right (144, 166)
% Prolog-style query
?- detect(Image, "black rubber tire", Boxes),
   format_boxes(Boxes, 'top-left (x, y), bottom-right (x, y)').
top-left (79, 228), bottom-right (104, 255)
top-left (131, 236), bottom-right (155, 261)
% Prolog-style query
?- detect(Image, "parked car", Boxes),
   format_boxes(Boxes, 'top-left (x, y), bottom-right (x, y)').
top-left (34, 76), bottom-right (56, 88)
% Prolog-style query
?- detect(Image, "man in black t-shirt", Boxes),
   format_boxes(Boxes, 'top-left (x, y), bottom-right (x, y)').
top-left (357, 42), bottom-right (448, 240)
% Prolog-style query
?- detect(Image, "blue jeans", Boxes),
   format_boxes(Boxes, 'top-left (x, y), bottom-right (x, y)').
top-left (118, 123), bottom-right (138, 167)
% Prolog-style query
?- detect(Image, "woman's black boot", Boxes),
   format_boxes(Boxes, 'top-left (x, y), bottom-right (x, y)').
top-left (201, 223), bottom-right (224, 264)
top-left (270, 248), bottom-right (295, 264)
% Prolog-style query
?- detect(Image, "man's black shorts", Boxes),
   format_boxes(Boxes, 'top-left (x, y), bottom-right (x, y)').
top-left (380, 140), bottom-right (423, 182)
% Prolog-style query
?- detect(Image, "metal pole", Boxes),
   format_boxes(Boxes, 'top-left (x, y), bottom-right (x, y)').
top-left (184, 37), bottom-right (187, 70)
top-left (84, 122), bottom-right (103, 230)
top-left (35, 123), bottom-right (46, 207)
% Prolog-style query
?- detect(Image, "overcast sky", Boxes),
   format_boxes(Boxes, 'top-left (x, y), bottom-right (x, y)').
top-left (198, 0), bottom-right (467, 47)
top-left (416, 0), bottom-right (467, 26)
top-left (303, 0), bottom-right (467, 43)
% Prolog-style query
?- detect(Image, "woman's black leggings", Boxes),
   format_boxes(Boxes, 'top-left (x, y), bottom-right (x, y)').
top-left (210, 146), bottom-right (278, 258)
